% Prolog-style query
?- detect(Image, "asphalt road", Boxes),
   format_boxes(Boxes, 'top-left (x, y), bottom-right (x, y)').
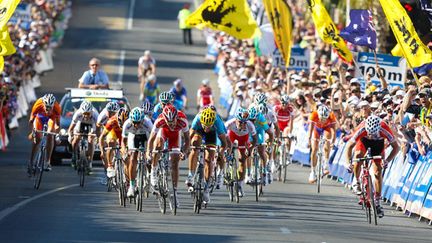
top-left (0, 1), bottom-right (431, 242)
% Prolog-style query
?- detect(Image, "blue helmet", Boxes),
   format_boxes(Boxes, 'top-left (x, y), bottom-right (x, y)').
top-left (141, 100), bottom-right (153, 114)
top-left (235, 108), bottom-right (249, 122)
top-left (130, 107), bottom-right (144, 122)
top-left (248, 106), bottom-right (258, 120)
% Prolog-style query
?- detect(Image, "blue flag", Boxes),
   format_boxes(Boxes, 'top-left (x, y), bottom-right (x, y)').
top-left (340, 9), bottom-right (377, 50)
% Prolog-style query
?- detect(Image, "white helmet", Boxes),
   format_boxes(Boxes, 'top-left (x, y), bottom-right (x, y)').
top-left (106, 102), bottom-right (120, 112)
top-left (365, 115), bottom-right (381, 135)
top-left (42, 94), bottom-right (55, 107)
top-left (80, 100), bottom-right (93, 113)
top-left (317, 105), bottom-right (330, 120)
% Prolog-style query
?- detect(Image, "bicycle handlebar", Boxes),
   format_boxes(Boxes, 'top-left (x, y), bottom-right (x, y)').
top-left (190, 145), bottom-right (217, 151)
top-left (34, 130), bottom-right (57, 136)
top-left (352, 155), bottom-right (382, 162)
top-left (152, 148), bottom-right (182, 153)
top-left (73, 133), bottom-right (97, 137)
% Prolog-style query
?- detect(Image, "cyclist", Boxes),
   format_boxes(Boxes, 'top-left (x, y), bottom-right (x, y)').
top-left (225, 108), bottom-right (257, 197)
top-left (28, 94), bottom-right (61, 174)
top-left (121, 107), bottom-right (153, 197)
top-left (147, 104), bottom-right (190, 204)
top-left (142, 74), bottom-right (161, 104)
top-left (187, 107), bottom-right (228, 203)
top-left (345, 115), bottom-right (399, 218)
top-left (196, 79), bottom-right (213, 111)
top-left (138, 50), bottom-right (156, 101)
top-left (273, 95), bottom-right (295, 171)
top-left (170, 79), bottom-right (188, 111)
top-left (97, 101), bottom-right (120, 178)
top-left (68, 100), bottom-right (99, 173)
top-left (246, 106), bottom-right (274, 185)
top-left (152, 91), bottom-right (174, 121)
top-left (99, 107), bottom-right (129, 179)
top-left (307, 105), bottom-right (336, 183)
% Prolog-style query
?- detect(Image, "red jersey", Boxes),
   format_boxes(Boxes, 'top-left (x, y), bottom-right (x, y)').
top-left (104, 116), bottom-right (123, 144)
top-left (274, 104), bottom-right (294, 123)
top-left (153, 111), bottom-right (189, 133)
top-left (350, 120), bottom-right (395, 143)
top-left (197, 86), bottom-right (212, 107)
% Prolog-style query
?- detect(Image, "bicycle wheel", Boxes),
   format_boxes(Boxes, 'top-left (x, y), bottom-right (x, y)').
top-left (278, 145), bottom-right (284, 182)
top-left (360, 181), bottom-right (370, 223)
top-left (254, 156), bottom-right (259, 202)
top-left (233, 159), bottom-right (239, 203)
top-left (116, 159), bottom-right (126, 207)
top-left (317, 153), bottom-right (322, 194)
top-left (193, 166), bottom-right (203, 214)
top-left (33, 150), bottom-right (45, 189)
top-left (226, 162), bottom-right (234, 202)
top-left (157, 171), bottom-right (167, 214)
top-left (283, 151), bottom-right (289, 183)
top-left (368, 175), bottom-right (378, 225)
top-left (136, 162), bottom-right (144, 212)
top-left (171, 186), bottom-right (177, 216)
top-left (79, 157), bottom-right (86, 187)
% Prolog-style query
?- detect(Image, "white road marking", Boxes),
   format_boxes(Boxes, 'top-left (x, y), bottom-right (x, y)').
top-left (127, 0), bottom-right (136, 30)
top-left (131, 27), bottom-right (178, 34)
top-left (280, 227), bottom-right (292, 234)
top-left (0, 184), bottom-right (79, 222)
top-left (266, 212), bottom-right (275, 216)
top-left (117, 50), bottom-right (126, 84)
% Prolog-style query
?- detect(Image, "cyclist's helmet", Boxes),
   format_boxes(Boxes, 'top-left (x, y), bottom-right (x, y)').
top-left (106, 101), bottom-right (120, 112)
top-left (130, 107), bottom-right (144, 123)
top-left (317, 105), bottom-right (330, 120)
top-left (248, 106), bottom-right (258, 120)
top-left (200, 108), bottom-right (216, 126)
top-left (116, 107), bottom-right (129, 127)
top-left (42, 93), bottom-right (55, 107)
top-left (258, 103), bottom-right (268, 115)
top-left (254, 93), bottom-right (267, 104)
top-left (281, 95), bottom-right (290, 105)
top-left (235, 108), bottom-right (249, 122)
top-left (80, 100), bottom-right (93, 113)
top-left (365, 115), bottom-right (381, 136)
top-left (162, 104), bottom-right (178, 122)
top-left (159, 91), bottom-right (173, 105)
top-left (141, 100), bottom-right (153, 114)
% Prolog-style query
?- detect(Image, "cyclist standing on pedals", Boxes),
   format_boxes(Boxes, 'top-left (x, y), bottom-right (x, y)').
top-left (307, 105), bottom-right (336, 183)
top-left (345, 115), bottom-right (399, 218)
top-left (68, 100), bottom-right (99, 174)
top-left (187, 106), bottom-right (228, 204)
top-left (99, 107), bottom-right (129, 180)
top-left (254, 93), bottom-right (279, 178)
top-left (246, 106), bottom-right (274, 185)
top-left (147, 104), bottom-right (190, 205)
top-left (97, 101), bottom-right (120, 182)
top-left (28, 94), bottom-right (61, 174)
top-left (121, 107), bottom-right (153, 197)
top-left (196, 79), bottom-right (213, 111)
top-left (169, 79), bottom-right (188, 111)
top-left (152, 91), bottom-right (174, 122)
top-left (273, 95), bottom-right (295, 172)
top-left (225, 108), bottom-right (257, 197)
top-left (138, 50), bottom-right (156, 101)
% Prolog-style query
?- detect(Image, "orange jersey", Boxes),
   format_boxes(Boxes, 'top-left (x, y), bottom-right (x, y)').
top-left (308, 111), bottom-right (336, 129)
top-left (30, 98), bottom-right (61, 124)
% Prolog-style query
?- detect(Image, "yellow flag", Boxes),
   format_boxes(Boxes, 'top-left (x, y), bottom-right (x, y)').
top-left (0, 0), bottom-right (21, 29)
top-left (379, 0), bottom-right (432, 68)
top-left (263, 0), bottom-right (293, 68)
top-left (0, 26), bottom-right (15, 56)
top-left (186, 0), bottom-right (259, 39)
top-left (0, 56), bottom-right (3, 72)
top-left (391, 44), bottom-right (403, 57)
top-left (307, 0), bottom-right (353, 63)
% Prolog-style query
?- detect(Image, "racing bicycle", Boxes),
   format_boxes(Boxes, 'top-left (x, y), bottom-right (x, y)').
top-left (74, 132), bottom-right (96, 188)
top-left (277, 134), bottom-right (296, 183)
top-left (31, 124), bottom-right (57, 189)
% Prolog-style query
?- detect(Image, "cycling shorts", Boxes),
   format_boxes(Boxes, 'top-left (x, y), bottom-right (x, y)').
top-left (228, 130), bottom-right (248, 152)
top-left (127, 134), bottom-right (148, 150)
top-left (277, 121), bottom-right (289, 131)
top-left (355, 137), bottom-right (385, 161)
top-left (193, 127), bottom-right (217, 146)
top-left (313, 126), bottom-right (332, 139)
top-left (157, 128), bottom-right (181, 150)
top-left (106, 130), bottom-right (118, 143)
top-left (33, 114), bottom-right (55, 132)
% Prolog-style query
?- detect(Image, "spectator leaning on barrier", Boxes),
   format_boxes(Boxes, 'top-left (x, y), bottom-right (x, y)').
top-left (78, 58), bottom-right (110, 90)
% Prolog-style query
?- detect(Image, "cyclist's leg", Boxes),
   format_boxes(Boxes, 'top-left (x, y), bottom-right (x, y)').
top-left (45, 119), bottom-right (56, 166)
top-left (171, 153), bottom-right (181, 189)
top-left (323, 129), bottom-right (332, 174)
top-left (188, 134), bottom-right (202, 176)
top-left (203, 130), bottom-right (217, 182)
top-left (29, 118), bottom-right (43, 167)
top-left (283, 126), bottom-right (291, 155)
top-left (167, 130), bottom-right (181, 188)
top-left (370, 140), bottom-right (385, 197)
top-left (353, 140), bottom-right (367, 182)
top-left (310, 129), bottom-right (320, 169)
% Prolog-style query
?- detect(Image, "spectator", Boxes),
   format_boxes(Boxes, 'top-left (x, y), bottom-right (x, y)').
top-left (78, 58), bottom-right (109, 90)
top-left (178, 3), bottom-right (192, 45)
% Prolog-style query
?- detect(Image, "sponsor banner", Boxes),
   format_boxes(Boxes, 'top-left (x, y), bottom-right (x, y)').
top-left (354, 52), bottom-right (407, 88)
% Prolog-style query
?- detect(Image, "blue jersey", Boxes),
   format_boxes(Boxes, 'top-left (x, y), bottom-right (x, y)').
top-left (152, 103), bottom-right (163, 121)
top-left (191, 113), bottom-right (226, 135)
top-left (170, 87), bottom-right (187, 101)
top-left (254, 113), bottom-right (269, 133)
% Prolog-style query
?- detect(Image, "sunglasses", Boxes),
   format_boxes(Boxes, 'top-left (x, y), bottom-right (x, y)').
top-left (90, 64), bottom-right (99, 67)
top-left (45, 106), bottom-right (52, 111)
top-left (83, 112), bottom-right (91, 116)
top-left (238, 121), bottom-right (247, 125)
top-left (419, 94), bottom-right (427, 98)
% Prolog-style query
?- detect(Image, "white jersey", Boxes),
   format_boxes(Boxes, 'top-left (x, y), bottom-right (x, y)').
top-left (97, 108), bottom-right (110, 126)
top-left (72, 109), bottom-right (99, 133)
top-left (266, 108), bottom-right (277, 124)
top-left (122, 118), bottom-right (153, 138)
top-left (138, 56), bottom-right (156, 69)
top-left (225, 118), bottom-right (256, 137)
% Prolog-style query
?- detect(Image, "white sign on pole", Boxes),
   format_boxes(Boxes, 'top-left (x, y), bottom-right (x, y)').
top-left (288, 47), bottom-right (310, 71)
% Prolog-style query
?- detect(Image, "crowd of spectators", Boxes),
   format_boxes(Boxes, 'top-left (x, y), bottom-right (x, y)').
top-left (203, 1), bottom-right (432, 164)
top-left (0, 0), bottom-right (71, 144)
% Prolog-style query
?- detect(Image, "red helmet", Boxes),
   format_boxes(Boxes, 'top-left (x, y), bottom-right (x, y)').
top-left (162, 104), bottom-right (178, 122)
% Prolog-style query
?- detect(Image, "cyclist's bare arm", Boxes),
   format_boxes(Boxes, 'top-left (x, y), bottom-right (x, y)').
top-left (386, 140), bottom-right (400, 163)
top-left (182, 131), bottom-right (190, 154)
top-left (345, 140), bottom-right (356, 163)
top-left (146, 131), bottom-right (157, 156)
